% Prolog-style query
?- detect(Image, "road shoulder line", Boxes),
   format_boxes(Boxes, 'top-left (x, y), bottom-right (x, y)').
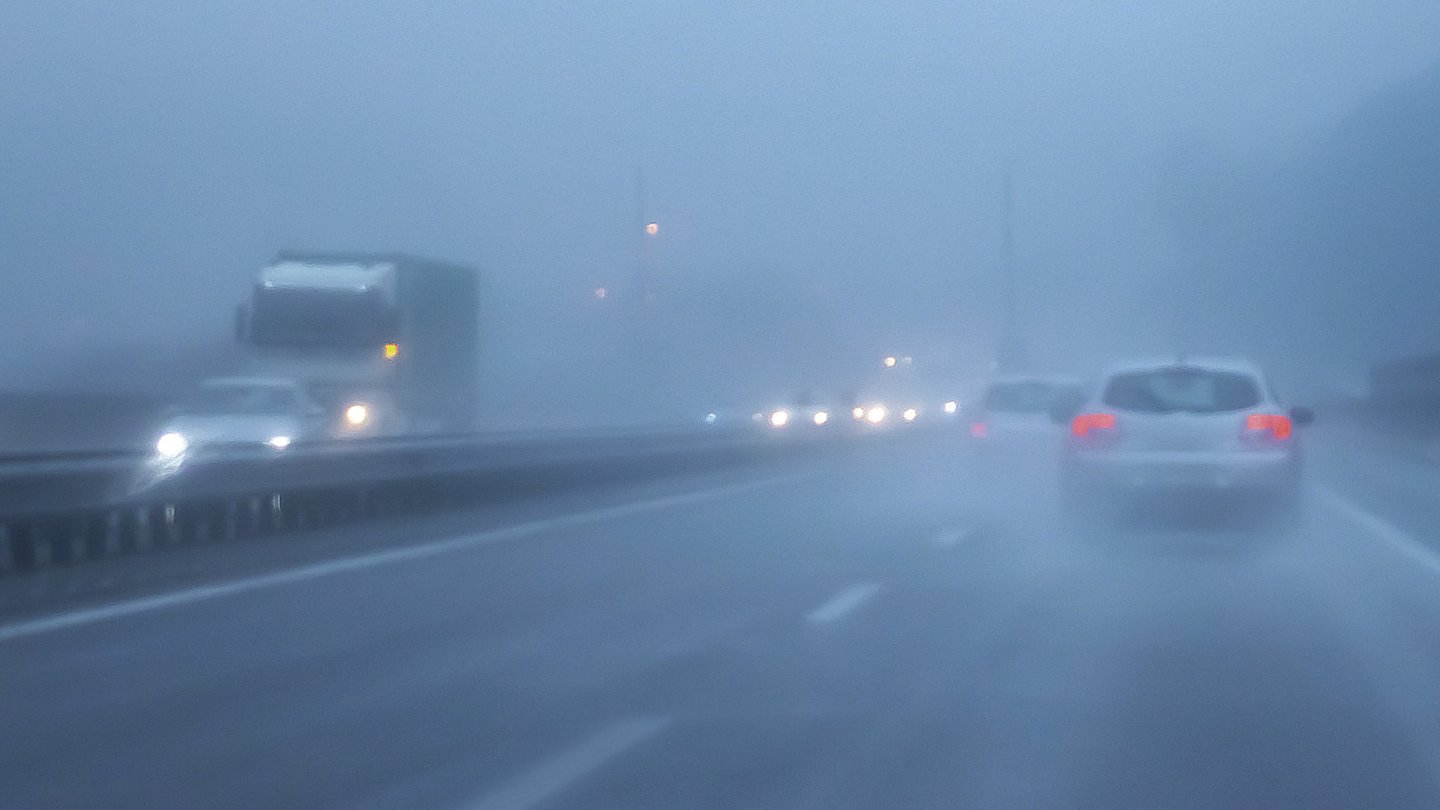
top-left (807, 582), bottom-right (881, 624)
top-left (465, 717), bottom-right (671, 810)
top-left (1321, 485), bottom-right (1440, 576)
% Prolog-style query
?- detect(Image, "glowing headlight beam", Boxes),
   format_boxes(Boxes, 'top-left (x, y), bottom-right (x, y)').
top-left (769, 409), bottom-right (791, 428)
top-left (155, 431), bottom-right (188, 459)
top-left (344, 403), bottom-right (370, 427)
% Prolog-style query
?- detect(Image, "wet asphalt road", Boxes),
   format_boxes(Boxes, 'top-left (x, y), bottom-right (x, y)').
top-left (6, 419), bottom-right (1440, 808)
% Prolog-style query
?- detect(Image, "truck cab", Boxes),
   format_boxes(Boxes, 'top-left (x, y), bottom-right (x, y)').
top-left (235, 252), bottom-right (479, 437)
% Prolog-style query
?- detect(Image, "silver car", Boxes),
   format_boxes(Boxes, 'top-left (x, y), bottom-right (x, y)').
top-left (1058, 358), bottom-right (1313, 518)
top-left (971, 375), bottom-right (1086, 442)
top-left (153, 377), bottom-right (328, 460)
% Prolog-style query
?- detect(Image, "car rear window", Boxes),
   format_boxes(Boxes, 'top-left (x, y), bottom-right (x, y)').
top-left (1102, 368), bottom-right (1261, 413)
top-left (984, 381), bottom-right (1080, 414)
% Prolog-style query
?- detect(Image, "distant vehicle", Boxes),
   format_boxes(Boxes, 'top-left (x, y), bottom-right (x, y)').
top-left (234, 252), bottom-right (480, 437)
top-left (153, 377), bottom-right (327, 459)
top-left (969, 375), bottom-right (1086, 441)
top-left (765, 391), bottom-right (840, 431)
top-left (1370, 352), bottom-right (1440, 407)
top-left (847, 398), bottom-right (937, 427)
top-left (846, 387), bottom-right (940, 428)
top-left (1057, 358), bottom-right (1313, 519)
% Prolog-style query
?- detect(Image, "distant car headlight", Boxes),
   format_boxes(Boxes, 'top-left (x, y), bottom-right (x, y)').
top-left (812, 410), bottom-right (829, 426)
top-left (943, 400), bottom-right (958, 415)
top-left (902, 407), bottom-right (919, 422)
top-left (851, 406), bottom-right (866, 421)
top-left (155, 431), bottom-right (188, 459)
top-left (703, 412), bottom-right (718, 425)
top-left (266, 435), bottom-right (292, 450)
top-left (865, 405), bottom-right (887, 424)
top-left (769, 409), bottom-right (791, 428)
top-left (344, 403), bottom-right (370, 427)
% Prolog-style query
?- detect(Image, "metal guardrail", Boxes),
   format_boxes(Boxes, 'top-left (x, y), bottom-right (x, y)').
top-left (0, 425), bottom-right (842, 576)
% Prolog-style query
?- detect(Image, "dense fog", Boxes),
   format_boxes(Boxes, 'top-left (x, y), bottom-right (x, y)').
top-left (3, 1), bottom-right (1438, 430)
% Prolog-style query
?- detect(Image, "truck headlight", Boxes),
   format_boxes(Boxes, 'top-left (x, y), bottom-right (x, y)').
top-left (344, 403), bottom-right (370, 427)
top-left (155, 431), bottom-right (188, 459)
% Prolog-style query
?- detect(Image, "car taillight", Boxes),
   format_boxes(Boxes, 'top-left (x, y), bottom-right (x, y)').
top-left (969, 421), bottom-right (988, 438)
top-left (1071, 412), bottom-right (1117, 438)
top-left (1245, 413), bottom-right (1293, 441)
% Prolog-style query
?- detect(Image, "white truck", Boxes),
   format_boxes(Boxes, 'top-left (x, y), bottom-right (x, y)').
top-left (234, 252), bottom-right (480, 437)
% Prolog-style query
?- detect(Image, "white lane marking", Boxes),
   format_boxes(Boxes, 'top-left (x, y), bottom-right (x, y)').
top-left (1320, 485), bottom-right (1440, 576)
top-left (806, 582), bottom-right (881, 625)
top-left (464, 717), bottom-right (670, 810)
top-left (933, 527), bottom-right (972, 548)
top-left (0, 475), bottom-right (800, 644)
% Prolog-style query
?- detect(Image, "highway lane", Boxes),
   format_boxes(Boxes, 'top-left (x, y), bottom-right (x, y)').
top-left (7, 422), bottom-right (1440, 808)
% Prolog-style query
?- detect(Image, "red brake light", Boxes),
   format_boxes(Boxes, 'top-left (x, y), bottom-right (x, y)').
top-left (1245, 413), bottom-right (1293, 440)
top-left (969, 421), bottom-right (989, 439)
top-left (1071, 412), bottom-right (1116, 437)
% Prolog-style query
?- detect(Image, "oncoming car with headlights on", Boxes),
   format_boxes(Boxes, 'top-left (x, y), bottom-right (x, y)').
top-left (848, 392), bottom-right (929, 429)
top-left (153, 377), bottom-right (328, 461)
top-left (1058, 358), bottom-right (1313, 522)
top-left (763, 404), bottom-right (833, 431)
top-left (764, 391), bottom-right (843, 433)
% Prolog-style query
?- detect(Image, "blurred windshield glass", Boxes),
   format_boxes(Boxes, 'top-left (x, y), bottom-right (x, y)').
top-left (185, 384), bottom-right (301, 415)
top-left (248, 288), bottom-right (394, 350)
top-left (7, 2), bottom-right (1440, 808)
top-left (1103, 368), bottom-right (1261, 413)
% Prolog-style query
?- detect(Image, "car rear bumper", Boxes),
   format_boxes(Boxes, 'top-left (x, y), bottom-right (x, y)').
top-left (1063, 449), bottom-right (1300, 495)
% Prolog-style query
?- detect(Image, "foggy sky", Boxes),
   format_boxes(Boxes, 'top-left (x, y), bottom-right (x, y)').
top-left (4, 1), bottom-right (1439, 395)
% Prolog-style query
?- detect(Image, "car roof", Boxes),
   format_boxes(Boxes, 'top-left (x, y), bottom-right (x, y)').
top-left (1098, 356), bottom-right (1265, 379)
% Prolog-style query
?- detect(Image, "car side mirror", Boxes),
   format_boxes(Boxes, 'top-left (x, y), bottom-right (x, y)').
top-left (1289, 406), bottom-right (1315, 426)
